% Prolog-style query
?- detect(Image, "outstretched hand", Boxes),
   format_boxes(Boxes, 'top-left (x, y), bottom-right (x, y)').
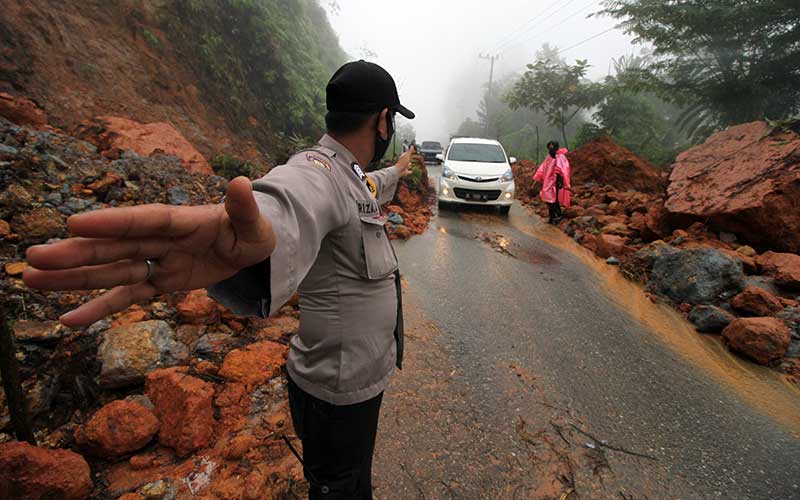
top-left (24, 177), bottom-right (276, 327)
top-left (395, 145), bottom-right (422, 177)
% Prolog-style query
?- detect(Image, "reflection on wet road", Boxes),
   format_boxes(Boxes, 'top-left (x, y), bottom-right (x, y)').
top-left (373, 189), bottom-right (800, 500)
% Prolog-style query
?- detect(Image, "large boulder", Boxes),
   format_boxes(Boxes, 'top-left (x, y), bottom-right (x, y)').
top-left (650, 248), bottom-right (745, 304)
top-left (567, 136), bottom-right (666, 193)
top-left (75, 400), bottom-right (159, 457)
top-left (722, 317), bottom-right (791, 364)
top-left (0, 441), bottom-right (92, 500)
top-left (145, 367), bottom-right (214, 456)
top-left (730, 286), bottom-right (784, 316)
top-left (665, 121), bottom-right (800, 253)
top-left (688, 305), bottom-right (736, 333)
top-left (98, 320), bottom-right (189, 388)
top-left (756, 251), bottom-right (800, 288)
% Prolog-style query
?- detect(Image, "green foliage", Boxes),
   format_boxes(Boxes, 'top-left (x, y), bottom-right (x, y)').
top-left (574, 52), bottom-right (690, 165)
top-left (212, 155), bottom-right (257, 179)
top-left (405, 163), bottom-right (424, 189)
top-left (599, 0), bottom-right (800, 139)
top-left (163, 0), bottom-right (347, 151)
top-left (505, 58), bottom-right (604, 148)
top-left (141, 29), bottom-right (162, 51)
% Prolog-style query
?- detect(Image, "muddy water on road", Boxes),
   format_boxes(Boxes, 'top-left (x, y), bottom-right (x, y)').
top-left (502, 206), bottom-right (800, 435)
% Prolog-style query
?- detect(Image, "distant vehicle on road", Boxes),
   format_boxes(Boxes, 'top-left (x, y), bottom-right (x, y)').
top-left (437, 137), bottom-right (516, 214)
top-left (419, 141), bottom-right (443, 164)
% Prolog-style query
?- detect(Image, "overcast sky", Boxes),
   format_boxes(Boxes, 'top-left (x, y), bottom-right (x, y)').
top-left (323, 0), bottom-right (636, 144)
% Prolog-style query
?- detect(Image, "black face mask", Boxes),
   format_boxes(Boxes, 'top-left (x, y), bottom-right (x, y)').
top-left (548, 148), bottom-right (556, 158)
top-left (372, 113), bottom-right (395, 164)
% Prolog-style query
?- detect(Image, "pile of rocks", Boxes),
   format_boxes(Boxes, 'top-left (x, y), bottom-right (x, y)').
top-left (0, 115), bottom-right (306, 498)
top-left (385, 156), bottom-right (434, 240)
top-left (514, 129), bottom-right (800, 381)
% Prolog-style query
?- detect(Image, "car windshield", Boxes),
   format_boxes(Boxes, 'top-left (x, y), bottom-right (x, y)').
top-left (421, 142), bottom-right (441, 149)
top-left (447, 143), bottom-right (506, 163)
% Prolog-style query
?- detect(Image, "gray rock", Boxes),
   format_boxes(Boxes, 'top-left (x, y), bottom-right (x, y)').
top-left (606, 257), bottom-right (620, 265)
top-left (719, 232), bottom-right (738, 243)
top-left (125, 394), bottom-right (155, 411)
top-left (168, 186), bottom-right (190, 205)
top-left (634, 241), bottom-right (678, 269)
top-left (650, 248), bottom-right (745, 304)
top-left (0, 144), bottom-right (18, 155)
top-left (777, 307), bottom-right (800, 338)
top-left (689, 305), bottom-right (736, 333)
top-left (786, 339), bottom-right (800, 358)
top-left (44, 192), bottom-right (63, 205)
top-left (98, 320), bottom-right (189, 389)
top-left (744, 276), bottom-right (781, 297)
top-left (193, 332), bottom-right (238, 358)
top-left (387, 212), bottom-right (404, 225)
top-left (58, 197), bottom-right (93, 215)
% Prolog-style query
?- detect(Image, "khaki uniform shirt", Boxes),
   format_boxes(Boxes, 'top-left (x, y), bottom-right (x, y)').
top-left (209, 134), bottom-right (403, 405)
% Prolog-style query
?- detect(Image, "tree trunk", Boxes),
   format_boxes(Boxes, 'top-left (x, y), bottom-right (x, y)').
top-left (0, 307), bottom-right (36, 445)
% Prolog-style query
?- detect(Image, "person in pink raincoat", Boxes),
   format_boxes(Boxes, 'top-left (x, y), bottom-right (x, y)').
top-left (533, 140), bottom-right (571, 224)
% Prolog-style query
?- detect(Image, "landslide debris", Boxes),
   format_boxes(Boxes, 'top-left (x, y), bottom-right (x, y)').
top-left (666, 121), bottom-right (800, 253)
top-left (513, 132), bottom-right (800, 382)
top-left (0, 116), bottom-right (306, 498)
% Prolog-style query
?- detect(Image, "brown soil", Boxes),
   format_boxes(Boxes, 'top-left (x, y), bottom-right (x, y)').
top-left (0, 0), bottom-right (267, 166)
top-left (568, 136), bottom-right (667, 193)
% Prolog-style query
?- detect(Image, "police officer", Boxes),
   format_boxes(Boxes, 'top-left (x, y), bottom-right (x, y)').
top-left (23, 60), bottom-right (416, 499)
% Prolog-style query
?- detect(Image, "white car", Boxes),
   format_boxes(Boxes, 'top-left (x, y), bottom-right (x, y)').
top-left (437, 137), bottom-right (516, 214)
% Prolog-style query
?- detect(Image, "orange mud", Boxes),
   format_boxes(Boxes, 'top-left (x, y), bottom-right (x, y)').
top-left (509, 207), bottom-right (800, 435)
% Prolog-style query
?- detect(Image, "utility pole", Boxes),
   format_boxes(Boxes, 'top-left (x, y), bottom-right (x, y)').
top-left (479, 54), bottom-right (499, 138)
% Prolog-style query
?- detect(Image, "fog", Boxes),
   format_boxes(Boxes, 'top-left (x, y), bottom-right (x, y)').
top-left (324, 0), bottom-right (634, 144)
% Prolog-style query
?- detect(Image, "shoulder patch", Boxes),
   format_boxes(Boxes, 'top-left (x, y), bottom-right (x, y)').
top-left (305, 152), bottom-right (332, 172)
top-left (352, 162), bottom-right (366, 181)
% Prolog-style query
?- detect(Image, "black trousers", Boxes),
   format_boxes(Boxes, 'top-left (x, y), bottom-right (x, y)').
top-left (287, 374), bottom-right (384, 499)
top-left (547, 175), bottom-right (564, 222)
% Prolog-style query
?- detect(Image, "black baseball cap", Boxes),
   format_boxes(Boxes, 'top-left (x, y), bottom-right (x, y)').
top-left (326, 60), bottom-right (415, 119)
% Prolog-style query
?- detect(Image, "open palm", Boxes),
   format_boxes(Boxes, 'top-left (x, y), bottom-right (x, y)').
top-left (23, 177), bottom-right (275, 327)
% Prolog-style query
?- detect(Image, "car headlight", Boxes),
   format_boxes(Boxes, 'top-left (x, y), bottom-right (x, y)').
top-left (442, 165), bottom-right (458, 180)
top-left (500, 169), bottom-right (514, 182)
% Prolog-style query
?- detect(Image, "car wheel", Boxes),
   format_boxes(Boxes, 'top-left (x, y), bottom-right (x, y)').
top-left (498, 205), bottom-right (511, 215)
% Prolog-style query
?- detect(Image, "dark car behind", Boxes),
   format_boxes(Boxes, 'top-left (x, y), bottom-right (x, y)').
top-left (419, 141), bottom-right (443, 164)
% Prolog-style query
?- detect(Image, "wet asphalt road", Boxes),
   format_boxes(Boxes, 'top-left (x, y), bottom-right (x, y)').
top-left (373, 166), bottom-right (800, 500)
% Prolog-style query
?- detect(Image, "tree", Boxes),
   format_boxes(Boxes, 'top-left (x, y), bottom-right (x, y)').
top-left (599, 0), bottom-right (800, 138)
top-left (576, 51), bottom-right (690, 165)
top-left (505, 58), bottom-right (603, 148)
top-left (454, 117), bottom-right (484, 138)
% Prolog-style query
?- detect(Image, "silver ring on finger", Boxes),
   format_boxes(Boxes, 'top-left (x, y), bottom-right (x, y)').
top-left (144, 259), bottom-right (157, 282)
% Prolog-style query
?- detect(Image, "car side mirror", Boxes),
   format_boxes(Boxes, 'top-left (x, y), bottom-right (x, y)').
top-left (435, 153), bottom-right (444, 161)
top-left (509, 157), bottom-right (517, 164)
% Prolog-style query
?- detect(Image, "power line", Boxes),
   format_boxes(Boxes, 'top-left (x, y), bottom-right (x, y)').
top-left (499, 1), bottom-right (599, 56)
top-left (510, 26), bottom-right (618, 75)
top-left (494, 0), bottom-right (585, 54)
top-left (557, 26), bottom-right (616, 54)
top-left (487, 0), bottom-right (574, 54)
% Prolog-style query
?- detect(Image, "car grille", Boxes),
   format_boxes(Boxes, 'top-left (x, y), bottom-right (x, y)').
top-left (453, 188), bottom-right (502, 201)
top-left (457, 174), bottom-right (500, 183)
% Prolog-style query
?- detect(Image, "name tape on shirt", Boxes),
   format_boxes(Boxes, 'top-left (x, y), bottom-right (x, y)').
top-left (306, 152), bottom-right (332, 172)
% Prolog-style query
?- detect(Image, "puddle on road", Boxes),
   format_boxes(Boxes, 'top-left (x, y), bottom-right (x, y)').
top-left (509, 207), bottom-right (800, 434)
top-left (436, 211), bottom-right (558, 266)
